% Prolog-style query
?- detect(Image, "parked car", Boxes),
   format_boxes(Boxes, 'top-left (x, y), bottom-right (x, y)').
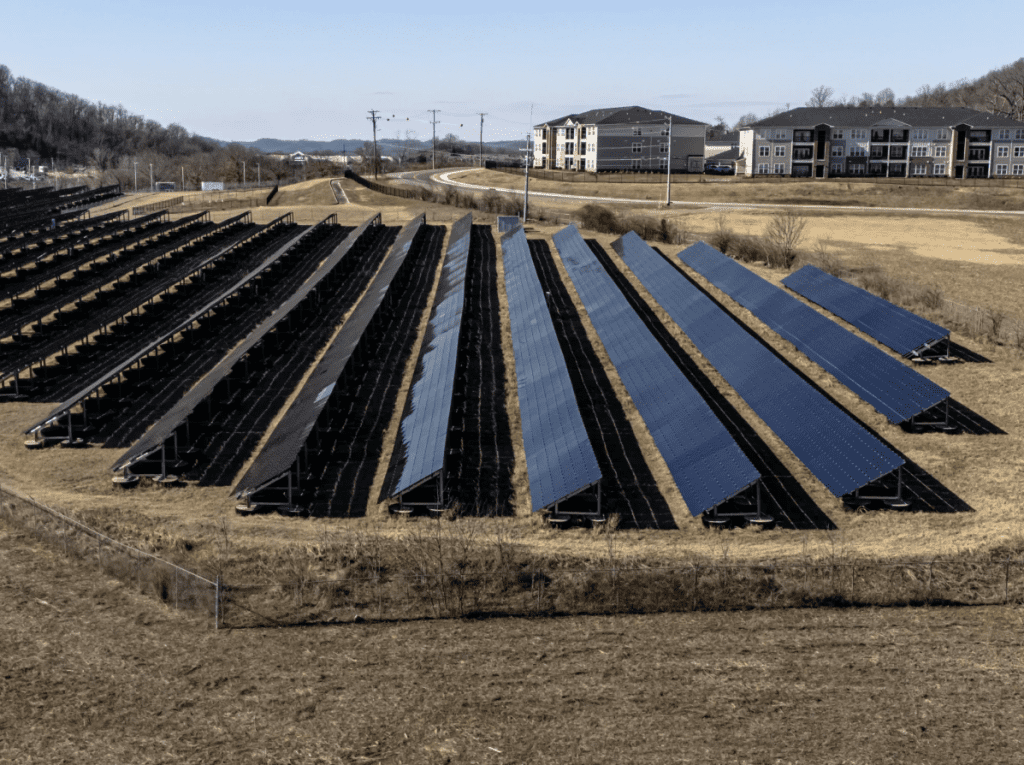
top-left (705, 163), bottom-right (734, 175)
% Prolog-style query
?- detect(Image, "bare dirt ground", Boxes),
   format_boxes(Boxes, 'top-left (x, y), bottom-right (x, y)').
top-left (2, 519), bottom-right (1023, 765)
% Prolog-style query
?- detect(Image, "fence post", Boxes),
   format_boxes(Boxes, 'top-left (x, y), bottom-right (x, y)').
top-left (215, 575), bottom-right (220, 630)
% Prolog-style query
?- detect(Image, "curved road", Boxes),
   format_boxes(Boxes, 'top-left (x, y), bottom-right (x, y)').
top-left (388, 167), bottom-right (1024, 218)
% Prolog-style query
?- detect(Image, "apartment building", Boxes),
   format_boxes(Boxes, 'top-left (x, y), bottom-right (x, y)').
top-left (533, 106), bottom-right (706, 172)
top-left (739, 107), bottom-right (1024, 179)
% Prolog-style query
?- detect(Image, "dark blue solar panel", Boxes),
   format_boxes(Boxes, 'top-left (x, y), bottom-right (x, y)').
top-left (615, 231), bottom-right (904, 498)
top-left (553, 225), bottom-right (759, 516)
top-left (502, 227), bottom-right (601, 512)
top-left (677, 241), bottom-right (949, 424)
top-left (782, 264), bottom-right (949, 356)
top-left (387, 214), bottom-right (472, 498)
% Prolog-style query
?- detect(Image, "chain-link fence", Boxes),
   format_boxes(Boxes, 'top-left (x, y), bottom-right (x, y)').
top-left (0, 484), bottom-right (221, 628)
top-left (3, 483), bottom-right (1022, 630)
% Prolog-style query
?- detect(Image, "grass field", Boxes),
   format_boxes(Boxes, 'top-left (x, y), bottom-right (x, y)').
top-left (2, 519), bottom-right (1023, 764)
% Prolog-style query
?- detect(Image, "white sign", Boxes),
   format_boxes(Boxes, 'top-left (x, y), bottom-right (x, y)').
top-left (201, 182), bottom-right (224, 191)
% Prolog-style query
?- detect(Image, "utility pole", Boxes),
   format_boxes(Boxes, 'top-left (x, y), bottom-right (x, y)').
top-left (523, 133), bottom-right (531, 223)
top-left (257, 163), bottom-right (260, 187)
top-left (665, 114), bottom-right (673, 207)
top-left (133, 161), bottom-right (138, 193)
top-left (149, 163), bottom-right (153, 192)
top-left (429, 109), bottom-right (440, 170)
top-left (367, 109), bottom-right (381, 178)
top-left (242, 160), bottom-right (246, 187)
top-left (181, 166), bottom-right (185, 192)
top-left (478, 113), bottom-right (487, 167)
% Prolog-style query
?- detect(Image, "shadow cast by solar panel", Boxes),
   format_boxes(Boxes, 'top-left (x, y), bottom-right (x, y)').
top-left (445, 226), bottom-right (515, 515)
top-left (663, 249), bottom-right (975, 517)
top-left (595, 241), bottom-right (833, 531)
top-left (899, 398), bottom-right (1007, 437)
top-left (946, 341), bottom-right (992, 363)
top-left (530, 239), bottom-right (676, 530)
top-left (301, 225), bottom-right (446, 516)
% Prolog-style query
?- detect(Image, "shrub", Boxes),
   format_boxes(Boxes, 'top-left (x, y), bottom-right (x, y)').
top-left (578, 203), bottom-right (624, 235)
top-left (763, 209), bottom-right (807, 269)
top-left (708, 213), bottom-right (735, 254)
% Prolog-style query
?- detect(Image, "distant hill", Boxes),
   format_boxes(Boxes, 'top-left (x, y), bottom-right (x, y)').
top-left (220, 137), bottom-right (528, 155)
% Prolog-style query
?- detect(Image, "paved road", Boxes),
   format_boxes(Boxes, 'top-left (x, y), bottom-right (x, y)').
top-left (398, 168), bottom-right (1024, 218)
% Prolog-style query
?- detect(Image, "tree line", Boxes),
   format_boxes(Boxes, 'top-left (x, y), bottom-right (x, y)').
top-left (729, 57), bottom-right (1024, 129)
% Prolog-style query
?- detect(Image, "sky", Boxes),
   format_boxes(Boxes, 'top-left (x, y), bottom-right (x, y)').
top-left (3, 0), bottom-right (1021, 145)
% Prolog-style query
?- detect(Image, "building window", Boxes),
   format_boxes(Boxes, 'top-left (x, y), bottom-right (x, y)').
top-left (997, 146), bottom-right (1010, 157)
top-left (1014, 147), bottom-right (1024, 157)
top-left (631, 159), bottom-right (642, 169)
top-left (935, 129), bottom-right (949, 140)
top-left (757, 163), bottom-right (769, 174)
top-left (996, 164), bottom-right (1009, 175)
top-left (568, 127), bottom-right (577, 139)
top-left (997, 129), bottom-right (1011, 140)
top-left (933, 164), bottom-right (946, 175)
top-left (772, 129), bottom-right (788, 140)
top-left (911, 145), bottom-right (930, 157)
top-left (969, 130), bottom-right (991, 142)
top-left (832, 130), bottom-right (843, 140)
top-left (849, 147), bottom-right (867, 157)
top-left (660, 158), bottom-right (668, 170)
top-left (912, 129), bottom-right (929, 140)
top-left (565, 143), bottom-right (574, 155)
top-left (889, 147), bottom-right (907, 160)
top-left (831, 145), bottom-right (844, 156)
top-left (774, 163), bottom-right (785, 174)
top-left (632, 127), bottom-right (642, 136)
top-left (849, 164), bottom-right (865, 175)
top-left (632, 142), bottom-right (642, 153)
top-left (661, 127), bottom-right (669, 136)
top-left (588, 143), bottom-right (594, 153)
top-left (912, 164), bottom-right (928, 176)
top-left (759, 145), bottom-right (770, 157)
top-left (830, 162), bottom-right (844, 173)
top-left (580, 127), bottom-right (587, 139)
top-left (934, 146), bottom-right (947, 157)
top-left (793, 130), bottom-right (813, 142)
top-left (659, 144), bottom-right (668, 153)
top-left (1014, 165), bottom-right (1024, 175)
top-left (849, 129), bottom-right (867, 140)
top-left (774, 145), bottom-right (786, 157)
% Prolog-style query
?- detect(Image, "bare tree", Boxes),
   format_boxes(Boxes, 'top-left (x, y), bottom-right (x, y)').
top-left (987, 59), bottom-right (1024, 120)
top-left (733, 112), bottom-right (759, 130)
top-left (763, 210), bottom-right (807, 269)
top-left (806, 85), bottom-right (835, 108)
top-left (875, 88), bottom-right (896, 107)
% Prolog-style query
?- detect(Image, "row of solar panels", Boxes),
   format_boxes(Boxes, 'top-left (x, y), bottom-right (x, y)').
top-left (503, 225), bottom-right (951, 525)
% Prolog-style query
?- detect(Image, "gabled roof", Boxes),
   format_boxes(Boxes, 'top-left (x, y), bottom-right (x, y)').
top-left (711, 147), bottom-right (742, 161)
top-left (744, 106), bottom-right (1024, 129)
top-left (536, 106), bottom-right (706, 129)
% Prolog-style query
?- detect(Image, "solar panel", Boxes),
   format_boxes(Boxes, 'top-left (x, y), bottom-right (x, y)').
top-left (783, 264), bottom-right (949, 357)
top-left (25, 214), bottom-right (302, 441)
top-left (234, 215), bottom-right (426, 501)
top-left (677, 241), bottom-right (949, 424)
top-left (382, 213), bottom-right (472, 503)
top-left (502, 226), bottom-right (601, 513)
top-left (552, 225), bottom-right (758, 517)
top-left (614, 231), bottom-right (904, 498)
top-left (113, 214), bottom-right (371, 474)
top-left (496, 216), bottom-right (520, 233)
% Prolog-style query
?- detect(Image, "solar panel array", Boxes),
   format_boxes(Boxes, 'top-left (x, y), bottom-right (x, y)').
top-left (614, 231), bottom-right (904, 498)
top-left (503, 226), bottom-right (601, 512)
top-left (382, 213), bottom-right (472, 502)
top-left (552, 225), bottom-right (759, 516)
top-left (676, 241), bottom-right (949, 424)
top-left (783, 264), bottom-right (949, 356)
top-left (26, 214), bottom-right (302, 440)
top-left (113, 215), bottom-right (366, 474)
top-left (234, 215), bottom-right (426, 499)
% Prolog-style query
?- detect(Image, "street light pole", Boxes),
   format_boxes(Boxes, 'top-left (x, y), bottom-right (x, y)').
top-left (133, 161), bottom-right (138, 193)
top-left (478, 112), bottom-right (487, 167)
top-left (523, 133), bottom-right (530, 223)
top-left (665, 114), bottom-right (673, 207)
top-left (149, 163), bottom-right (153, 192)
top-left (242, 160), bottom-right (246, 187)
top-left (257, 163), bottom-right (260, 186)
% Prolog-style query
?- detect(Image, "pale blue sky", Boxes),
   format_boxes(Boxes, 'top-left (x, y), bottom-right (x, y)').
top-left (4, 0), bottom-right (1019, 143)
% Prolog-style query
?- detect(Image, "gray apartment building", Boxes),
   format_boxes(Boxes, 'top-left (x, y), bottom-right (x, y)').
top-left (533, 106), bottom-right (707, 173)
top-left (739, 106), bottom-right (1024, 179)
